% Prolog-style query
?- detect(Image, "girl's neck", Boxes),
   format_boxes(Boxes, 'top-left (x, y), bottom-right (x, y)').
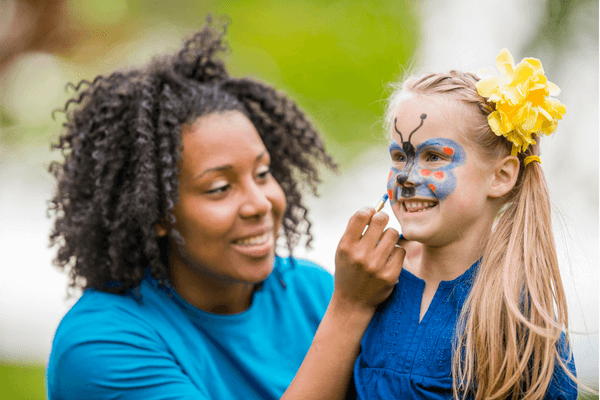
top-left (403, 224), bottom-right (490, 284)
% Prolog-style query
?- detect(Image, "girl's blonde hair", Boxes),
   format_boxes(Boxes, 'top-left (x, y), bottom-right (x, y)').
top-left (386, 71), bottom-right (575, 399)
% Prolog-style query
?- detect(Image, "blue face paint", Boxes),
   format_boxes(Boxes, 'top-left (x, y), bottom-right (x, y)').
top-left (387, 116), bottom-right (466, 203)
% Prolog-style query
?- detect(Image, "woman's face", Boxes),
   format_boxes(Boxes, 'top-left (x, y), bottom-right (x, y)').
top-left (167, 111), bottom-right (286, 287)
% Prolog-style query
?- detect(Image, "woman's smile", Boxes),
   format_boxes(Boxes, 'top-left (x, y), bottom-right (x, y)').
top-left (231, 228), bottom-right (275, 258)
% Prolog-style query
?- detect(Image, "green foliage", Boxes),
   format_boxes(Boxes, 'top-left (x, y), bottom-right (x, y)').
top-left (214, 0), bottom-right (420, 162)
top-left (0, 363), bottom-right (46, 400)
top-left (579, 387), bottom-right (600, 400)
top-left (1, 0), bottom-right (420, 165)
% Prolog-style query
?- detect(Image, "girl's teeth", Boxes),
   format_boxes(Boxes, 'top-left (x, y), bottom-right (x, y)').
top-left (235, 233), bottom-right (269, 246)
top-left (405, 201), bottom-right (437, 213)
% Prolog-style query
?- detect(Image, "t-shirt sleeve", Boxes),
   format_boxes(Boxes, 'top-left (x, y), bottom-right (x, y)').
top-left (47, 301), bottom-right (208, 400)
top-left (544, 333), bottom-right (578, 400)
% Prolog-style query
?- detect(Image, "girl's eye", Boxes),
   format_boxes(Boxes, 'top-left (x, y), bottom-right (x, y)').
top-left (426, 152), bottom-right (448, 163)
top-left (392, 152), bottom-right (406, 162)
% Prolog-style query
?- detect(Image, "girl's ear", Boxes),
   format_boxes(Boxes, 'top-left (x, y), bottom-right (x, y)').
top-left (488, 155), bottom-right (520, 198)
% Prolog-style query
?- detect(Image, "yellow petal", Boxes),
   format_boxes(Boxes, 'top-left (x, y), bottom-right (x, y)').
top-left (489, 93), bottom-right (503, 103)
top-left (513, 62), bottom-right (534, 86)
top-left (499, 110), bottom-right (512, 132)
top-left (487, 111), bottom-right (504, 136)
top-left (504, 85), bottom-right (523, 105)
top-left (529, 83), bottom-right (546, 92)
top-left (496, 49), bottom-right (515, 83)
top-left (476, 76), bottom-right (499, 97)
top-left (547, 81), bottom-right (560, 96)
top-left (523, 57), bottom-right (543, 75)
top-left (538, 105), bottom-right (552, 121)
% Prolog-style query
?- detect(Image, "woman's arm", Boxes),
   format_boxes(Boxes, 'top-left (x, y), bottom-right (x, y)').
top-left (282, 207), bottom-right (404, 400)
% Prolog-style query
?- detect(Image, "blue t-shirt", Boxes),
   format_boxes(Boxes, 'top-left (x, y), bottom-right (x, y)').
top-left (47, 256), bottom-right (334, 400)
top-left (354, 261), bottom-right (578, 399)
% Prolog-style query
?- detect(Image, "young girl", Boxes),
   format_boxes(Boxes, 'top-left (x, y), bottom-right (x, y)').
top-left (46, 18), bottom-right (404, 400)
top-left (353, 50), bottom-right (578, 399)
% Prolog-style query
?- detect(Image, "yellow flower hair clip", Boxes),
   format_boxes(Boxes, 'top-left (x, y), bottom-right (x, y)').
top-left (476, 49), bottom-right (566, 156)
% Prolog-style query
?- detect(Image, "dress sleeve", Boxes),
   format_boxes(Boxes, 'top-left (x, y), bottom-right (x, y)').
top-left (48, 316), bottom-right (207, 400)
top-left (544, 333), bottom-right (578, 400)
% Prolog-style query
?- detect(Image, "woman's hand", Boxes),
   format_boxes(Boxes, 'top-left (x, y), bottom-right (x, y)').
top-left (282, 207), bottom-right (404, 400)
top-left (333, 207), bottom-right (405, 314)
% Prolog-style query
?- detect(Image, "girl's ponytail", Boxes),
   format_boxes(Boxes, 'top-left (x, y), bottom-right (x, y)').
top-left (454, 153), bottom-right (571, 399)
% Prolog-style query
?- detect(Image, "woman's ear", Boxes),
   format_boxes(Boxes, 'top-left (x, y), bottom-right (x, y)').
top-left (156, 223), bottom-right (168, 238)
top-left (488, 155), bottom-right (520, 198)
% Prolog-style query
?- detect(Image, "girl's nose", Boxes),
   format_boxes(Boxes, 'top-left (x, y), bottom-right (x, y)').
top-left (396, 165), bottom-right (421, 188)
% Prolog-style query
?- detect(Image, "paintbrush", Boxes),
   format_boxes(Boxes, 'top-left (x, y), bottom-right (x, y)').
top-left (374, 193), bottom-right (389, 213)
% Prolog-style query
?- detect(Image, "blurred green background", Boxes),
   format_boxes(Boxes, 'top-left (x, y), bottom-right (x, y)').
top-left (0, 0), bottom-right (597, 398)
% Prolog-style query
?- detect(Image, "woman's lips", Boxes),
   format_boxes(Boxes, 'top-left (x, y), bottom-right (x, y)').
top-left (231, 231), bottom-right (274, 258)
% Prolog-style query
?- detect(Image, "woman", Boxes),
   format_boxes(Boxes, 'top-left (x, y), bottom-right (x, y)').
top-left (46, 19), bottom-right (403, 400)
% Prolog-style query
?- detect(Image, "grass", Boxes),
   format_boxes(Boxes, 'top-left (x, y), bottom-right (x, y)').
top-left (0, 363), bottom-right (46, 400)
top-left (0, 361), bottom-right (596, 399)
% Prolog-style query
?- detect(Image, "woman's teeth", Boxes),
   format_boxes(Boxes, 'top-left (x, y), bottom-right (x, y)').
top-left (234, 233), bottom-right (269, 246)
top-left (404, 201), bottom-right (437, 213)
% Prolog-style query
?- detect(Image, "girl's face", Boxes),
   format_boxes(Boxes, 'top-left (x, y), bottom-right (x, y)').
top-left (168, 111), bottom-right (286, 287)
top-left (388, 95), bottom-right (495, 246)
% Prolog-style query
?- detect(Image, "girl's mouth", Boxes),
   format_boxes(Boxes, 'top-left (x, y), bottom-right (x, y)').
top-left (403, 200), bottom-right (437, 213)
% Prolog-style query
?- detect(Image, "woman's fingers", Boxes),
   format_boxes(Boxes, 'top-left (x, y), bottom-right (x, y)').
top-left (340, 207), bottom-right (376, 244)
top-left (384, 245), bottom-right (406, 283)
top-left (373, 227), bottom-right (400, 259)
top-left (360, 211), bottom-right (390, 246)
top-left (334, 208), bottom-right (404, 311)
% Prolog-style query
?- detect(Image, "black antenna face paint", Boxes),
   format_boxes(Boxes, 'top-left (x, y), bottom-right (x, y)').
top-left (393, 114), bottom-right (426, 198)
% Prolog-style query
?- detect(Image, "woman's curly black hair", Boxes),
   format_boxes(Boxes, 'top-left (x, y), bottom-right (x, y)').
top-left (48, 18), bottom-right (337, 294)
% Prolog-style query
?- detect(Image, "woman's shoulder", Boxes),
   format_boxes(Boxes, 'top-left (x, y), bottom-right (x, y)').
top-left (276, 256), bottom-right (333, 284)
top-left (51, 284), bottom-right (168, 350)
top-left (274, 256), bottom-right (334, 305)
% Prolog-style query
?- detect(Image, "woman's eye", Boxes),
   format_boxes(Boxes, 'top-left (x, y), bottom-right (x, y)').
top-left (256, 167), bottom-right (271, 180)
top-left (207, 184), bottom-right (230, 194)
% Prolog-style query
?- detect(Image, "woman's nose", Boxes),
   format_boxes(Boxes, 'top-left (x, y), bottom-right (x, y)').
top-left (239, 181), bottom-right (272, 219)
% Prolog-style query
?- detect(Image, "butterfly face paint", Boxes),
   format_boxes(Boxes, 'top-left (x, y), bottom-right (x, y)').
top-left (387, 114), bottom-right (466, 204)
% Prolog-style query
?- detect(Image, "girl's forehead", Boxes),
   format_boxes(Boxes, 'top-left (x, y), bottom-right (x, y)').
top-left (391, 96), bottom-right (466, 144)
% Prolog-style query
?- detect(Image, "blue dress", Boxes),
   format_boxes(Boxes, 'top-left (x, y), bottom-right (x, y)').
top-left (353, 262), bottom-right (578, 399)
top-left (47, 256), bottom-right (334, 400)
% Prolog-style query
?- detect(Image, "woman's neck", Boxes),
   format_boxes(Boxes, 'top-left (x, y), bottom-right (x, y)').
top-left (169, 261), bottom-right (257, 315)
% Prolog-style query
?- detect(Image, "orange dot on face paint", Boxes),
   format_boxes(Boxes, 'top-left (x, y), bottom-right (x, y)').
top-left (434, 171), bottom-right (445, 179)
top-left (421, 169), bottom-right (431, 176)
top-left (388, 188), bottom-right (393, 201)
top-left (428, 184), bottom-right (436, 192)
top-left (443, 147), bottom-right (454, 155)
top-left (388, 170), bottom-right (393, 180)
